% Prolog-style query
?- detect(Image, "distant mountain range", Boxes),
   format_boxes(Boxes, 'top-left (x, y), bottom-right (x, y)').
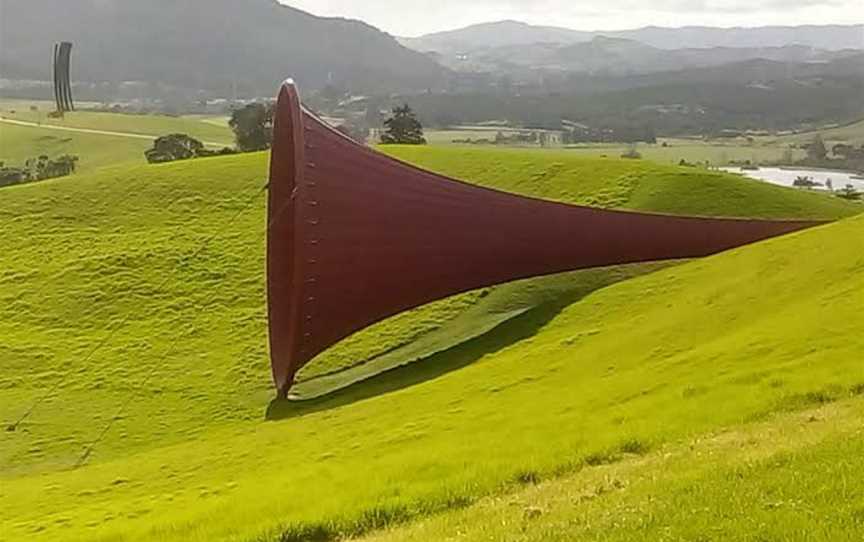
top-left (399, 21), bottom-right (863, 82)
top-left (401, 21), bottom-right (864, 53)
top-left (0, 0), bottom-right (445, 96)
top-left (0, 1), bottom-right (861, 109)
top-left (432, 35), bottom-right (862, 77)
top-left (400, 21), bottom-right (594, 52)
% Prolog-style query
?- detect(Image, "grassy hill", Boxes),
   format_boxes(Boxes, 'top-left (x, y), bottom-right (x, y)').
top-left (0, 147), bottom-right (861, 541)
top-left (774, 118), bottom-right (864, 148)
top-left (385, 146), bottom-right (857, 217)
top-left (0, 100), bottom-right (234, 173)
top-left (0, 100), bottom-right (234, 143)
top-left (425, 129), bottom-right (811, 166)
top-left (0, 122), bottom-right (152, 173)
top-left (362, 397), bottom-right (864, 541)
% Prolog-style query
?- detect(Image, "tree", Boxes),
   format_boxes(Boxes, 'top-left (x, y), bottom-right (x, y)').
top-left (805, 135), bottom-right (828, 162)
top-left (833, 143), bottom-right (853, 159)
top-left (51, 155), bottom-right (78, 176)
top-left (145, 134), bottom-right (204, 164)
top-left (793, 175), bottom-right (817, 188)
top-left (24, 154), bottom-right (78, 180)
top-left (229, 103), bottom-right (274, 152)
top-left (837, 184), bottom-right (862, 201)
top-left (0, 165), bottom-right (27, 187)
top-left (380, 105), bottom-right (426, 145)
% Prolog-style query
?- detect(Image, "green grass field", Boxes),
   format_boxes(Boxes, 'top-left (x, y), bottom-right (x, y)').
top-left (426, 117), bottom-right (864, 167)
top-left (0, 122), bottom-right (152, 173)
top-left (774, 118), bottom-right (864, 147)
top-left (424, 130), bottom-right (807, 166)
top-left (1, 145), bottom-right (862, 542)
top-left (362, 397), bottom-right (864, 541)
top-left (0, 99), bottom-right (233, 143)
top-left (0, 99), bottom-right (234, 173)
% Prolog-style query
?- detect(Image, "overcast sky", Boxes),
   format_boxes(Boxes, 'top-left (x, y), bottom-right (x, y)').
top-left (281, 1), bottom-right (861, 37)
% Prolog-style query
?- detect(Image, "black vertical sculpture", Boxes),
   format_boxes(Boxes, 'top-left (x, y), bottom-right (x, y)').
top-left (53, 42), bottom-right (75, 113)
top-left (52, 44), bottom-right (60, 112)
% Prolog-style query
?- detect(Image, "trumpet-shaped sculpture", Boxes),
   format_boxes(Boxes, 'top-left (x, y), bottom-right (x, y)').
top-left (267, 81), bottom-right (822, 396)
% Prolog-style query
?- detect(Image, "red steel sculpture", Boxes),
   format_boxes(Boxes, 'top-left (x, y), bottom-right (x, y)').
top-left (267, 81), bottom-right (823, 397)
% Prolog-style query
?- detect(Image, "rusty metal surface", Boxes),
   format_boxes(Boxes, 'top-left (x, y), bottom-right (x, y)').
top-left (267, 81), bottom-right (822, 394)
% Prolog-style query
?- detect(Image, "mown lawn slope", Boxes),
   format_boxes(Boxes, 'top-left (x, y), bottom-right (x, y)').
top-left (0, 147), bottom-right (860, 541)
top-left (0, 102), bottom-right (233, 173)
top-left (0, 122), bottom-right (152, 173)
top-left (361, 396), bottom-right (864, 542)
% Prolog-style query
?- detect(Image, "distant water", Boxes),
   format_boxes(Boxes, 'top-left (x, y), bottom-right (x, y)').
top-left (721, 167), bottom-right (864, 192)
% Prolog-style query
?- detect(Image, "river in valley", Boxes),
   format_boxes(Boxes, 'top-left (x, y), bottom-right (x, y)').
top-left (721, 167), bottom-right (864, 192)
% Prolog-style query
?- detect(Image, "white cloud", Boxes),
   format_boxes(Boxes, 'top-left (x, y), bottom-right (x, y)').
top-left (280, 0), bottom-right (862, 36)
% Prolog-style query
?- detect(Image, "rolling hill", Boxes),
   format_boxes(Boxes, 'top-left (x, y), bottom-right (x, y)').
top-left (611, 24), bottom-right (864, 51)
top-left (402, 21), bottom-right (864, 54)
top-left (0, 100), bottom-right (235, 172)
top-left (399, 20), bottom-right (593, 52)
top-left (0, 0), bottom-right (446, 96)
top-left (362, 395), bottom-right (864, 541)
top-left (418, 34), bottom-right (861, 76)
top-left (0, 148), bottom-right (861, 541)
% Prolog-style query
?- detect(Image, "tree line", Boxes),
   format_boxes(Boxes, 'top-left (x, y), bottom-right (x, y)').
top-left (0, 155), bottom-right (78, 188)
top-left (145, 103), bottom-right (426, 164)
top-left (798, 135), bottom-right (864, 175)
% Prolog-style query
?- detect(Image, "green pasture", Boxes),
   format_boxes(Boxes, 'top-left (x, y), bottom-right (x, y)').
top-left (0, 98), bottom-right (234, 173)
top-left (363, 397), bottom-right (864, 541)
top-left (0, 122), bottom-right (151, 173)
top-left (0, 146), bottom-right (861, 541)
top-left (773, 118), bottom-right (864, 147)
top-left (425, 117), bottom-right (864, 167)
top-left (185, 114), bottom-right (232, 128)
top-left (385, 146), bottom-right (854, 218)
top-left (0, 99), bottom-right (233, 144)
top-left (424, 129), bottom-right (806, 166)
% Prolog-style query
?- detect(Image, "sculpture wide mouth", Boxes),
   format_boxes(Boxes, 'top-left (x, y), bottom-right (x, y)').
top-left (267, 81), bottom-right (306, 396)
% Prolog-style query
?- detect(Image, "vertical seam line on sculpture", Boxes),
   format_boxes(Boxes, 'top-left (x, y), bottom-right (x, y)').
top-left (300, 131), bottom-right (321, 356)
